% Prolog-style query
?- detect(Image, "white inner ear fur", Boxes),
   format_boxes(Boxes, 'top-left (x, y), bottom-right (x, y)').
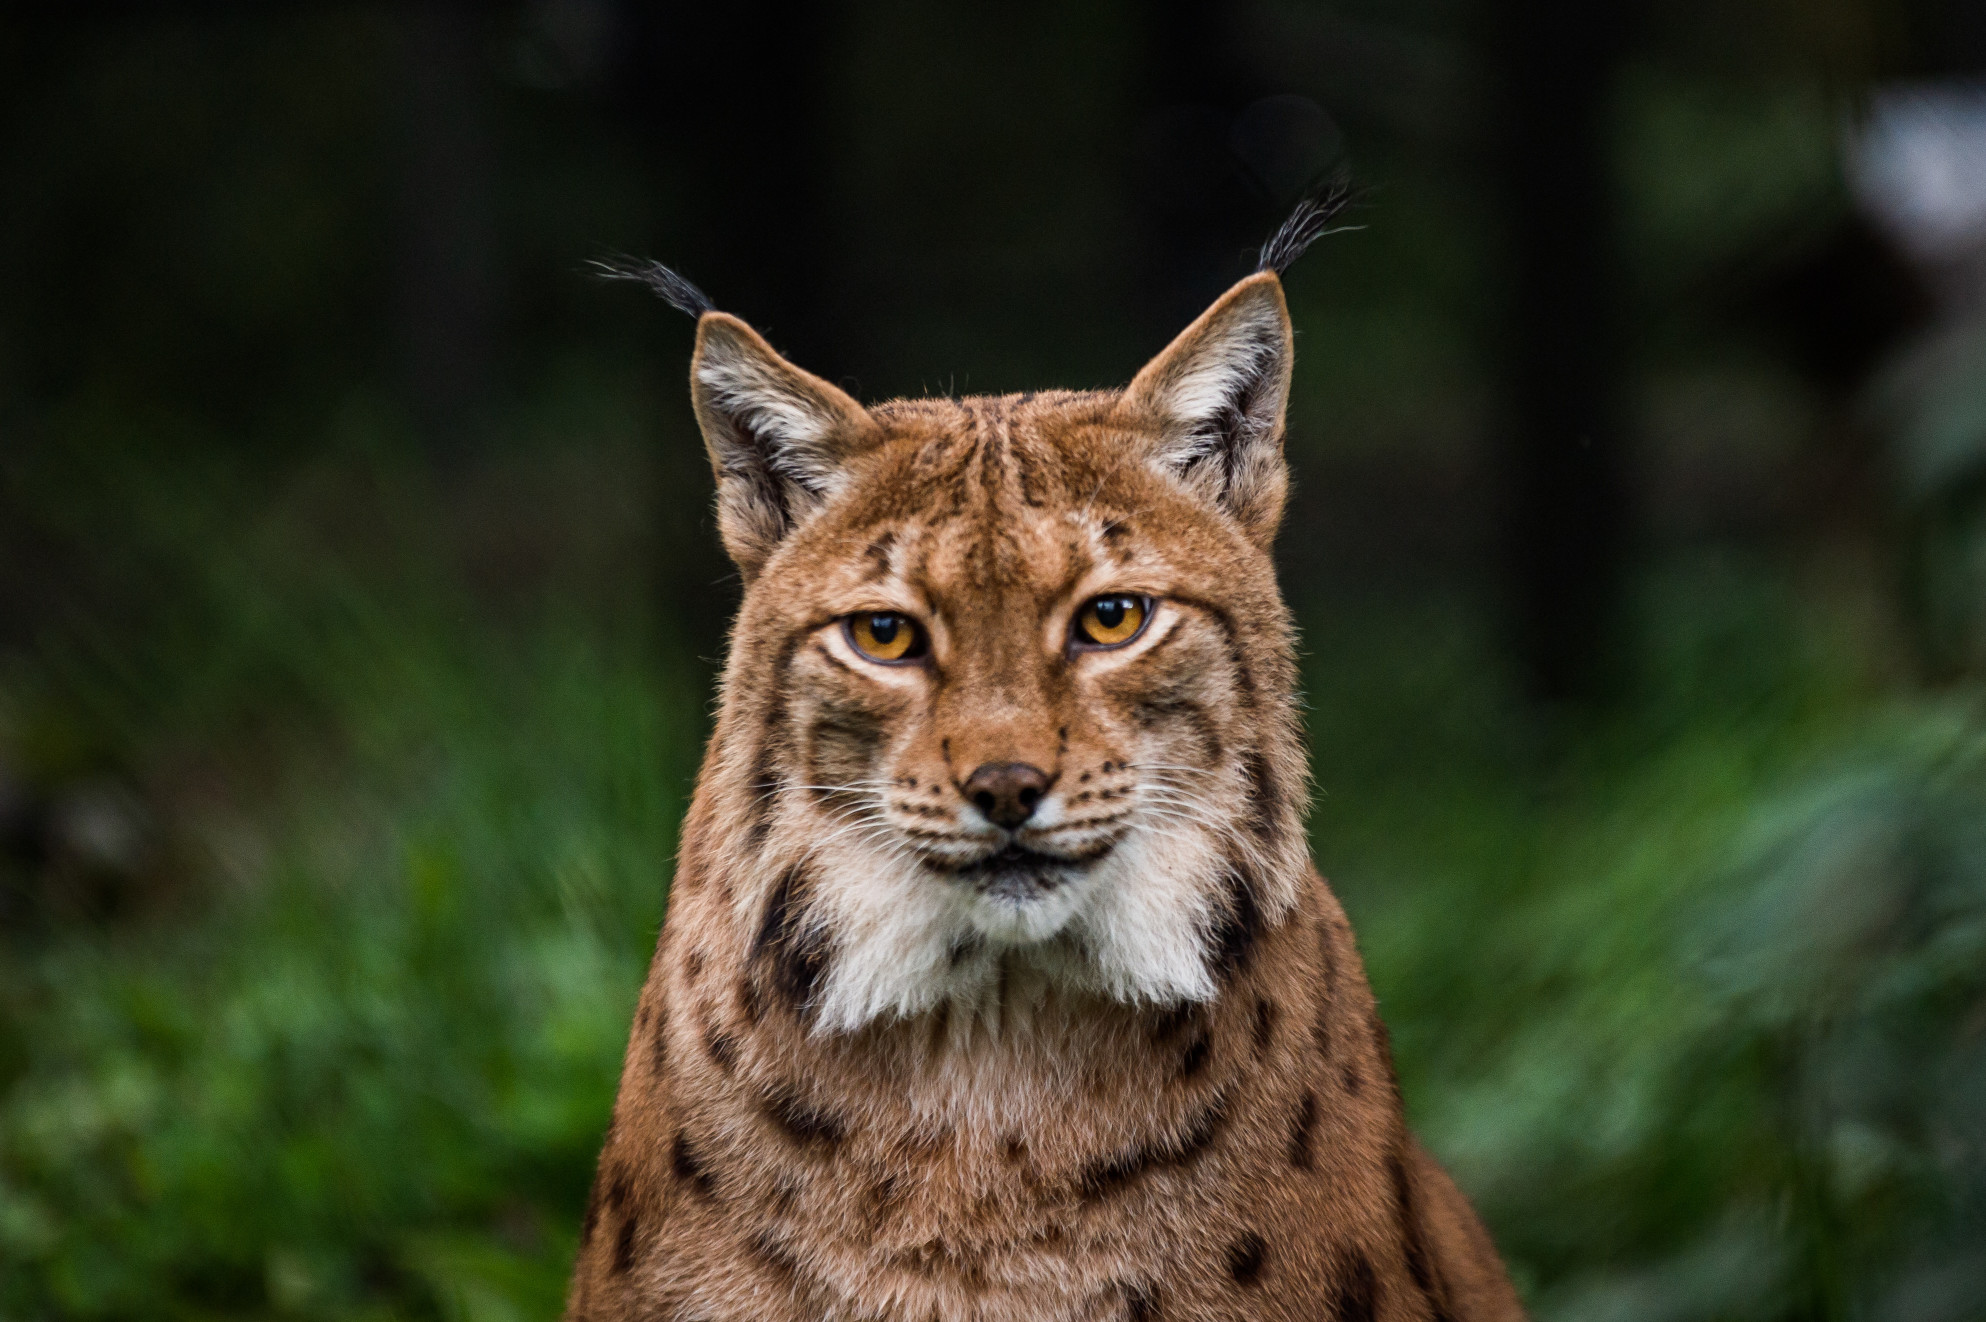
top-left (1137, 293), bottom-right (1288, 474)
top-left (695, 337), bottom-right (857, 496)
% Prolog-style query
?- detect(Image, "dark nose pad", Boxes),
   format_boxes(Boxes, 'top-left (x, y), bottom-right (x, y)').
top-left (961, 762), bottom-right (1052, 829)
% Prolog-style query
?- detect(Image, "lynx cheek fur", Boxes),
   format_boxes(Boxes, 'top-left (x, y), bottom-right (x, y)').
top-left (567, 234), bottom-right (1526, 1321)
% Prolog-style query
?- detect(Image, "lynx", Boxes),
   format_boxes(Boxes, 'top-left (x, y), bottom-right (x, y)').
top-left (567, 207), bottom-right (1526, 1321)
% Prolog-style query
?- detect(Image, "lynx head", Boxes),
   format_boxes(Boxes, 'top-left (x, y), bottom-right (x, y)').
top-left (666, 269), bottom-right (1315, 1034)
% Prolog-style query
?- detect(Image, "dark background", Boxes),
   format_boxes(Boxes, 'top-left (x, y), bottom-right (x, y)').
top-left (4, 3), bottom-right (1986, 1318)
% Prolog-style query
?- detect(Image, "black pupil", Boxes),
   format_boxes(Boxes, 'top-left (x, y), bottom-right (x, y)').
top-left (1094, 598), bottom-right (1128, 630)
top-left (868, 614), bottom-right (900, 644)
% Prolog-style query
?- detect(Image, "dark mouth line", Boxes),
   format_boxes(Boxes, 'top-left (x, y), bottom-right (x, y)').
top-left (927, 844), bottom-right (1061, 878)
top-left (924, 840), bottom-right (1120, 892)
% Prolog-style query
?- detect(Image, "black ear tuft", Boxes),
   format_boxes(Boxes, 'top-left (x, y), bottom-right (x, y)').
top-left (589, 255), bottom-right (717, 319)
top-left (1256, 180), bottom-right (1359, 277)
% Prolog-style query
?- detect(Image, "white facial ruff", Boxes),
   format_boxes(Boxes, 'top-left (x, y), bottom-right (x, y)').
top-left (797, 804), bottom-right (1237, 1036)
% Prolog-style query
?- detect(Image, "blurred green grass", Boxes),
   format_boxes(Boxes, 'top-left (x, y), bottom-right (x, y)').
top-left (1307, 570), bottom-right (1986, 1316)
top-left (3, 435), bottom-right (1982, 1320)
top-left (1, 434), bottom-right (702, 1319)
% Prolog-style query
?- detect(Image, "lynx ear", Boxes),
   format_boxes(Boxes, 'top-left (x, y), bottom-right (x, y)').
top-left (690, 314), bottom-right (878, 578)
top-left (1122, 272), bottom-right (1294, 545)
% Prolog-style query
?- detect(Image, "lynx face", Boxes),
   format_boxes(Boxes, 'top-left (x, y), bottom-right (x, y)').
top-left (691, 275), bottom-right (1311, 1032)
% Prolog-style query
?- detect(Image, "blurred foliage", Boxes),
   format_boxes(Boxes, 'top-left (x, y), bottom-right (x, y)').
top-left (1870, 313), bottom-right (1986, 677)
top-left (0, 432), bottom-right (703, 1321)
top-left (1312, 573), bottom-right (1986, 1321)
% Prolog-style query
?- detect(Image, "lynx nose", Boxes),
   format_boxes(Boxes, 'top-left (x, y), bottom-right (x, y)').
top-left (962, 762), bottom-right (1052, 829)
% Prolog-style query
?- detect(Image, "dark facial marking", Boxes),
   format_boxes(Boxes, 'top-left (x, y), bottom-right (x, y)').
top-left (1330, 1253), bottom-right (1377, 1322)
top-left (1226, 1233), bottom-right (1267, 1287)
top-left (753, 865), bottom-right (833, 1016)
top-left (1129, 692), bottom-right (1223, 765)
top-left (1125, 1283), bottom-right (1160, 1320)
top-left (1252, 997), bottom-right (1277, 1058)
top-left (745, 755), bottom-right (783, 851)
top-left (865, 1173), bottom-right (904, 1227)
top-left (944, 437), bottom-right (982, 516)
top-left (738, 975), bottom-right (763, 1027)
top-left (1289, 1090), bottom-right (1317, 1170)
top-left (805, 695), bottom-right (889, 793)
top-left (762, 1085), bottom-right (847, 1151)
top-left (671, 1131), bottom-right (715, 1197)
top-left (765, 634), bottom-right (805, 726)
top-left (1149, 1003), bottom-right (1196, 1043)
top-left (1177, 1030), bottom-right (1212, 1081)
top-left (1079, 1090), bottom-right (1231, 1200)
top-left (611, 1213), bottom-right (641, 1275)
top-left (1207, 864), bottom-right (1264, 984)
top-left (1167, 596), bottom-right (1257, 707)
top-left (703, 1025), bottom-right (738, 1074)
top-left (920, 433), bottom-right (984, 519)
top-left (743, 636), bottom-right (804, 848)
top-left (1241, 749), bottom-right (1282, 843)
top-left (749, 1228), bottom-right (803, 1283)
top-left (863, 531), bottom-right (896, 581)
top-left (1014, 440), bottom-right (1045, 508)
top-left (974, 409), bottom-right (1008, 506)
top-left (811, 642), bottom-right (856, 676)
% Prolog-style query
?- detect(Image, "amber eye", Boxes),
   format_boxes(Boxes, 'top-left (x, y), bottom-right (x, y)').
top-left (1073, 595), bottom-right (1150, 648)
top-left (846, 612), bottom-right (927, 663)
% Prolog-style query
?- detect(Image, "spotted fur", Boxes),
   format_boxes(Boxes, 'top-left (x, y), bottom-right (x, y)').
top-left (565, 272), bottom-right (1525, 1321)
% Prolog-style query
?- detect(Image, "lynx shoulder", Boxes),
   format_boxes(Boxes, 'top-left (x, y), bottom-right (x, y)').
top-left (568, 227), bottom-right (1526, 1321)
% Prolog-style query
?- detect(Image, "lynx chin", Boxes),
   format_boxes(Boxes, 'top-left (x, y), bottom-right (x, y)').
top-left (568, 201), bottom-right (1527, 1322)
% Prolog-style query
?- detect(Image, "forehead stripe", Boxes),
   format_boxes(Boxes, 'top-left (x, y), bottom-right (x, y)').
top-left (861, 530), bottom-right (895, 582)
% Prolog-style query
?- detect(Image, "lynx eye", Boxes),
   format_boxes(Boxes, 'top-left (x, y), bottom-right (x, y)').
top-left (846, 612), bottom-right (927, 664)
top-left (1073, 594), bottom-right (1150, 649)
